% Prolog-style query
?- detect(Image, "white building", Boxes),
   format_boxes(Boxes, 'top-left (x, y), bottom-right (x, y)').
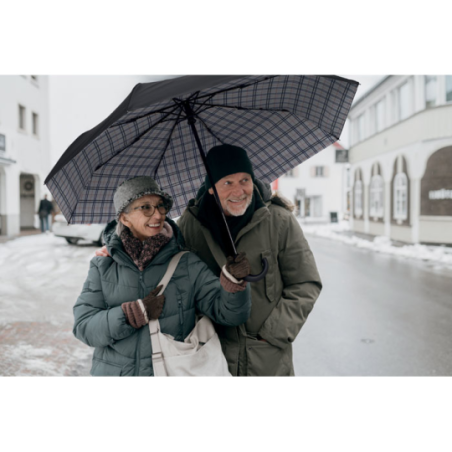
top-left (0, 75), bottom-right (51, 236)
top-left (276, 142), bottom-right (351, 223)
top-left (348, 75), bottom-right (452, 245)
top-left (0, 75), bottom-right (160, 237)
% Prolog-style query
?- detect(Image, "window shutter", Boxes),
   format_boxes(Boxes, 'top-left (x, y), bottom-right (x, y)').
top-left (324, 166), bottom-right (329, 177)
top-left (310, 167), bottom-right (316, 177)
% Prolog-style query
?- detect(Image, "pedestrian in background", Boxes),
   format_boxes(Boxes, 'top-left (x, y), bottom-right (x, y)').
top-left (37, 194), bottom-right (54, 233)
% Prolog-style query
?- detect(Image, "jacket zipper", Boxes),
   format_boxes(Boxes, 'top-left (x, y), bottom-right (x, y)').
top-left (178, 297), bottom-right (184, 339)
top-left (134, 270), bottom-right (145, 376)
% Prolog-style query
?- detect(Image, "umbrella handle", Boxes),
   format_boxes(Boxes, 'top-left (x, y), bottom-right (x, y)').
top-left (243, 257), bottom-right (269, 283)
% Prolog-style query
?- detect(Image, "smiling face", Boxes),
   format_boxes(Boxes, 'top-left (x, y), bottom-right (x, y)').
top-left (119, 194), bottom-right (166, 240)
top-left (208, 172), bottom-right (253, 217)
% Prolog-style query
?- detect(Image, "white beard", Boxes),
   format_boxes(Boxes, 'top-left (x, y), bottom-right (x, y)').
top-left (225, 194), bottom-right (253, 217)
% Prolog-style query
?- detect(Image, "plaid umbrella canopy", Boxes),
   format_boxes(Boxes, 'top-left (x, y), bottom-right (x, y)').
top-left (46, 75), bottom-right (358, 223)
top-left (45, 75), bottom-right (358, 281)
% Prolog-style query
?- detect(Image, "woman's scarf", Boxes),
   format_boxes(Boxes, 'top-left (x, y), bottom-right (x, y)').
top-left (120, 222), bottom-right (173, 271)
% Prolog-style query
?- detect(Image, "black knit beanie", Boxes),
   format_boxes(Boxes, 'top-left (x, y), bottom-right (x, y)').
top-left (204, 144), bottom-right (255, 189)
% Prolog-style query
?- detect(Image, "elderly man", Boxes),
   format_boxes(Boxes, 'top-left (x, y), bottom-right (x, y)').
top-left (177, 144), bottom-right (322, 376)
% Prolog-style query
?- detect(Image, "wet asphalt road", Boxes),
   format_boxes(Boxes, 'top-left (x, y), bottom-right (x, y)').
top-left (293, 235), bottom-right (452, 376)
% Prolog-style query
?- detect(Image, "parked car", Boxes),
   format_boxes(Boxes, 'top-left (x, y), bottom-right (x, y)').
top-left (52, 214), bottom-right (106, 246)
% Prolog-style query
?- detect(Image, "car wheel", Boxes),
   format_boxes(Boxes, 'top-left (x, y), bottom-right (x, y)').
top-left (65, 238), bottom-right (79, 245)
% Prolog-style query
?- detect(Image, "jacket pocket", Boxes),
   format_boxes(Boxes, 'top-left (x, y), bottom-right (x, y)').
top-left (90, 358), bottom-right (123, 377)
top-left (261, 250), bottom-right (275, 303)
top-left (245, 337), bottom-right (290, 376)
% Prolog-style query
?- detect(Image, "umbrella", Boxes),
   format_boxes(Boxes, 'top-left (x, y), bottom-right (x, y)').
top-left (45, 75), bottom-right (359, 281)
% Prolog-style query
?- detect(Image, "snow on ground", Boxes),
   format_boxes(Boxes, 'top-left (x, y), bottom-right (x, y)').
top-left (0, 233), bottom-right (96, 376)
top-left (301, 220), bottom-right (452, 270)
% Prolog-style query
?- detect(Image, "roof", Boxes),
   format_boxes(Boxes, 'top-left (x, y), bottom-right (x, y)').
top-left (351, 76), bottom-right (392, 110)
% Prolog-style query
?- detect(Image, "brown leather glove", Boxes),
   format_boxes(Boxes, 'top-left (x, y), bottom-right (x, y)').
top-left (225, 252), bottom-right (251, 280)
top-left (142, 285), bottom-right (165, 320)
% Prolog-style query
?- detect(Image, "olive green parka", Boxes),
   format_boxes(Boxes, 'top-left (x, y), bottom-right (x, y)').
top-left (177, 180), bottom-right (322, 376)
top-left (73, 218), bottom-right (251, 376)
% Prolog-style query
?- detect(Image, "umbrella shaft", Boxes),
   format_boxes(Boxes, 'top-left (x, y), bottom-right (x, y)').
top-left (182, 101), bottom-right (238, 257)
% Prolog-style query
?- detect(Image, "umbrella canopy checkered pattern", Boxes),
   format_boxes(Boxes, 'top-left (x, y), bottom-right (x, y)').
top-left (46, 75), bottom-right (358, 223)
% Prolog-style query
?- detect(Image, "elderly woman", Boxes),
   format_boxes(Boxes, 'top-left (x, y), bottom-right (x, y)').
top-left (73, 176), bottom-right (251, 376)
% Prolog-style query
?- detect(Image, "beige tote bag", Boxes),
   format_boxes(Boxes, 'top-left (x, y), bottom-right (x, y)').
top-left (149, 251), bottom-right (231, 377)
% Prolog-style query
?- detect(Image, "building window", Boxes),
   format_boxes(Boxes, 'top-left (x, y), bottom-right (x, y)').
top-left (356, 113), bottom-right (365, 142)
top-left (32, 112), bottom-right (39, 136)
top-left (394, 173), bottom-right (408, 221)
top-left (446, 76), bottom-right (452, 103)
top-left (18, 105), bottom-right (26, 131)
top-left (425, 76), bottom-right (437, 108)
top-left (375, 98), bottom-right (385, 133)
top-left (315, 166), bottom-right (324, 177)
top-left (370, 175), bottom-right (384, 218)
top-left (354, 180), bottom-right (363, 217)
top-left (398, 81), bottom-right (412, 120)
top-left (285, 166), bottom-right (298, 177)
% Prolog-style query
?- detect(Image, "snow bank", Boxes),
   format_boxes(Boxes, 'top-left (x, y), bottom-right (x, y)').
top-left (300, 220), bottom-right (452, 269)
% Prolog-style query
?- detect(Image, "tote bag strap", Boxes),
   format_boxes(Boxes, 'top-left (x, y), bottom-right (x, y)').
top-left (156, 251), bottom-right (189, 296)
top-left (149, 251), bottom-right (189, 376)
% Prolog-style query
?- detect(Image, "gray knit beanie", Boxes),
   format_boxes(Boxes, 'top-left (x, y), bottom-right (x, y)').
top-left (113, 176), bottom-right (173, 220)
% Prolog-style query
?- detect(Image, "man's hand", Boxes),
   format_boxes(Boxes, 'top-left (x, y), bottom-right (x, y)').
top-left (225, 252), bottom-right (251, 280)
top-left (95, 245), bottom-right (110, 257)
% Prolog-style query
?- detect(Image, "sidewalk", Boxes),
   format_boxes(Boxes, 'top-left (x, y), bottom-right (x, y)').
top-left (0, 228), bottom-right (42, 244)
top-left (300, 220), bottom-right (452, 269)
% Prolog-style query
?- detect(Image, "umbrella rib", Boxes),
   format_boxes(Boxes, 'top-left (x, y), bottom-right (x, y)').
top-left (191, 76), bottom-right (278, 102)
top-left (114, 103), bottom-right (182, 127)
top-left (153, 108), bottom-right (184, 179)
top-left (191, 102), bottom-right (290, 115)
top-left (192, 114), bottom-right (225, 145)
top-left (94, 105), bottom-right (181, 172)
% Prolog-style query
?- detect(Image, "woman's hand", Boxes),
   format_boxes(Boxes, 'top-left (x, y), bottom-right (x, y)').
top-left (225, 252), bottom-right (251, 280)
top-left (95, 245), bottom-right (110, 257)
top-left (143, 285), bottom-right (165, 320)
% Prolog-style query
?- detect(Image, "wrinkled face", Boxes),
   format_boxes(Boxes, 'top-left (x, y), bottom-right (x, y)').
top-left (120, 194), bottom-right (166, 240)
top-left (208, 172), bottom-right (253, 217)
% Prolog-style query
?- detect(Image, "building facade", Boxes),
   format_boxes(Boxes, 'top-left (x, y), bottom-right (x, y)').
top-left (348, 75), bottom-right (452, 244)
top-left (0, 75), bottom-right (51, 236)
top-left (276, 142), bottom-right (351, 222)
top-left (0, 75), bottom-right (159, 237)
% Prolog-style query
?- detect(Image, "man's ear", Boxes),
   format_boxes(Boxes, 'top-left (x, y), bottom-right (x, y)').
top-left (208, 187), bottom-right (214, 195)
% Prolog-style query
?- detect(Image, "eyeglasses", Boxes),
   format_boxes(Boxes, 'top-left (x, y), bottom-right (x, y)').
top-left (132, 203), bottom-right (168, 217)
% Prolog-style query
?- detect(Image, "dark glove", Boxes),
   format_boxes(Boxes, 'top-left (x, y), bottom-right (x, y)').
top-left (225, 252), bottom-right (251, 280)
top-left (142, 285), bottom-right (165, 320)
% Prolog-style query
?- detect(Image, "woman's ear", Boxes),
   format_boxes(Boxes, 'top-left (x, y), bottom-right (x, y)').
top-left (208, 187), bottom-right (214, 195)
top-left (119, 213), bottom-right (131, 228)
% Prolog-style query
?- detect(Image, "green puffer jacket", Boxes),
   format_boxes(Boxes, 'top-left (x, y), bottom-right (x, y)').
top-left (177, 180), bottom-right (322, 376)
top-left (73, 218), bottom-right (251, 376)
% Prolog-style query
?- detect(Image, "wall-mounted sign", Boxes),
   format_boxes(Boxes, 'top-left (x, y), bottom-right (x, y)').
top-left (335, 149), bottom-right (348, 163)
top-left (0, 134), bottom-right (5, 152)
top-left (429, 189), bottom-right (452, 200)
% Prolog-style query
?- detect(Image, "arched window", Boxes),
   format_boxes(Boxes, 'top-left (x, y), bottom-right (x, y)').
top-left (370, 175), bottom-right (384, 218)
top-left (354, 180), bottom-right (363, 217)
top-left (394, 173), bottom-right (408, 220)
